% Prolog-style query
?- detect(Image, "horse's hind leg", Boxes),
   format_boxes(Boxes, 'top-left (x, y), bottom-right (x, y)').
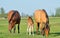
top-left (40, 23), bottom-right (43, 34)
top-left (36, 23), bottom-right (39, 34)
top-left (31, 26), bottom-right (34, 36)
top-left (18, 24), bottom-right (20, 33)
top-left (29, 26), bottom-right (31, 35)
top-left (14, 26), bottom-right (16, 33)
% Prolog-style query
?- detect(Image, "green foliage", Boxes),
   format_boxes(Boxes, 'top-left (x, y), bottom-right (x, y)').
top-left (0, 7), bottom-right (7, 18)
top-left (1, 7), bottom-right (5, 14)
top-left (55, 8), bottom-right (60, 17)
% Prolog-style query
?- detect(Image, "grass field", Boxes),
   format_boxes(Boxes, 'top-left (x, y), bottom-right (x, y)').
top-left (0, 17), bottom-right (60, 38)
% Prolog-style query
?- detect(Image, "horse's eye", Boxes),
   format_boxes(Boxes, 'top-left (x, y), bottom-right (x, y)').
top-left (10, 21), bottom-right (12, 24)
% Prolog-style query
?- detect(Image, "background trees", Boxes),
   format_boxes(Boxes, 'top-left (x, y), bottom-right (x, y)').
top-left (0, 7), bottom-right (60, 18)
top-left (0, 7), bottom-right (7, 18)
top-left (55, 8), bottom-right (60, 17)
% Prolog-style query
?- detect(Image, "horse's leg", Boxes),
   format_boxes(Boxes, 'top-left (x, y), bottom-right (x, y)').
top-left (40, 23), bottom-right (43, 34)
top-left (36, 23), bottom-right (39, 34)
top-left (27, 26), bottom-right (29, 34)
top-left (31, 25), bottom-right (34, 36)
top-left (29, 26), bottom-right (31, 35)
top-left (18, 24), bottom-right (20, 33)
top-left (14, 26), bottom-right (16, 33)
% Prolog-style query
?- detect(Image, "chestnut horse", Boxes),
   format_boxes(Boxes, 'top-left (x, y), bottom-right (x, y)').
top-left (7, 10), bottom-right (21, 33)
top-left (27, 16), bottom-right (34, 35)
top-left (34, 9), bottom-right (50, 37)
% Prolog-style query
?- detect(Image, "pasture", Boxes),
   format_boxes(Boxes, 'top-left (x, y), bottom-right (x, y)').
top-left (0, 17), bottom-right (60, 38)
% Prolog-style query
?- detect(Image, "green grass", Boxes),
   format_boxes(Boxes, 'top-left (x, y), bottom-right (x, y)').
top-left (0, 17), bottom-right (60, 38)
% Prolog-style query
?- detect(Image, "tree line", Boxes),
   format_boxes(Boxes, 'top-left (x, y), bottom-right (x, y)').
top-left (0, 7), bottom-right (7, 18)
top-left (0, 7), bottom-right (60, 18)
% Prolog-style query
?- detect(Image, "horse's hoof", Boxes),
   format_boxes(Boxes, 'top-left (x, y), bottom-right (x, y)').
top-left (18, 32), bottom-right (20, 33)
top-left (33, 34), bottom-right (34, 36)
top-left (29, 33), bottom-right (31, 35)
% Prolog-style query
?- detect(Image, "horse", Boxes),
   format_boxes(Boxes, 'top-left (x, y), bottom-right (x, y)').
top-left (27, 16), bottom-right (34, 35)
top-left (34, 9), bottom-right (50, 37)
top-left (7, 10), bottom-right (21, 33)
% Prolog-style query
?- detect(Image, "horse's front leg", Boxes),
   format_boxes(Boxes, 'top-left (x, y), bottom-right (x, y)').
top-left (14, 26), bottom-right (16, 33)
top-left (18, 24), bottom-right (20, 33)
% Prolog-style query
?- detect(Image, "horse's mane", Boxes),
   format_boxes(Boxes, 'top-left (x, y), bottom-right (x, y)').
top-left (42, 9), bottom-right (49, 24)
top-left (28, 16), bottom-right (34, 23)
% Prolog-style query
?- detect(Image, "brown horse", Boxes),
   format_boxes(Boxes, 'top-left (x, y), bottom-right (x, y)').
top-left (7, 10), bottom-right (21, 33)
top-left (27, 16), bottom-right (34, 35)
top-left (34, 9), bottom-right (50, 37)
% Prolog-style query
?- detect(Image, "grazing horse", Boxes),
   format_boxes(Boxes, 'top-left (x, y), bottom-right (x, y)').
top-left (34, 9), bottom-right (50, 37)
top-left (7, 10), bottom-right (21, 33)
top-left (27, 16), bottom-right (34, 35)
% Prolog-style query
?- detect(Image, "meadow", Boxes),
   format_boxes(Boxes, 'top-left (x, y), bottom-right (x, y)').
top-left (0, 17), bottom-right (60, 38)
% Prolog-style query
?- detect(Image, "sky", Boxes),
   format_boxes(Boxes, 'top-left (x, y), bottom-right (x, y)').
top-left (0, 0), bottom-right (60, 16)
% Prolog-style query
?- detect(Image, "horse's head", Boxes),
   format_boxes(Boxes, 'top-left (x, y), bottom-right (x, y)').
top-left (41, 22), bottom-right (50, 36)
top-left (8, 21), bottom-right (16, 33)
top-left (44, 23), bottom-right (50, 37)
top-left (45, 22), bottom-right (50, 32)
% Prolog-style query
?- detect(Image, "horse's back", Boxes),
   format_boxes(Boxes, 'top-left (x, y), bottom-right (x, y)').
top-left (34, 9), bottom-right (47, 23)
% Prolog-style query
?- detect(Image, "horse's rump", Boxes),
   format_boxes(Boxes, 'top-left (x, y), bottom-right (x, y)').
top-left (8, 10), bottom-right (20, 23)
top-left (34, 9), bottom-right (48, 23)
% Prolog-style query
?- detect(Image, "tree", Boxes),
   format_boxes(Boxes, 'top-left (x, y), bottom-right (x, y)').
top-left (55, 8), bottom-right (60, 17)
top-left (0, 8), bottom-right (6, 17)
top-left (21, 12), bottom-right (24, 17)
top-left (1, 7), bottom-right (5, 14)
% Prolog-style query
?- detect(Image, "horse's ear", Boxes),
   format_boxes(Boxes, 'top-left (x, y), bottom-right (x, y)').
top-left (42, 9), bottom-right (45, 11)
